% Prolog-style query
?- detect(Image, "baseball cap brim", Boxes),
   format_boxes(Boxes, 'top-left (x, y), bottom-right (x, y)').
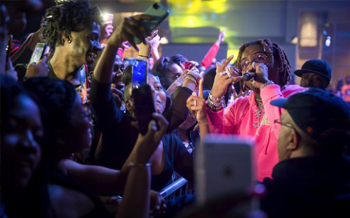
top-left (294, 69), bottom-right (330, 81)
top-left (270, 98), bottom-right (288, 108)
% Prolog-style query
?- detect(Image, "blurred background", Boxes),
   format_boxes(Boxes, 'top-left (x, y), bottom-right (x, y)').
top-left (19, 0), bottom-right (350, 88)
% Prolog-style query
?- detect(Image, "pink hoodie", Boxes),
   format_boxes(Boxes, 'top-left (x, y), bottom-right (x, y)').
top-left (206, 84), bottom-right (305, 181)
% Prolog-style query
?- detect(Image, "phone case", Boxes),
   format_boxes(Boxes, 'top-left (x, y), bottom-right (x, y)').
top-left (133, 3), bottom-right (169, 44)
top-left (132, 85), bottom-right (156, 135)
top-left (29, 43), bottom-right (46, 65)
top-left (196, 134), bottom-right (256, 205)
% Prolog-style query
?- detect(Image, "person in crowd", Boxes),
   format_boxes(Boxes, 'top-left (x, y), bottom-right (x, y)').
top-left (0, 0), bottom-right (44, 79)
top-left (100, 13), bottom-right (114, 49)
top-left (39, 0), bottom-right (101, 86)
top-left (261, 88), bottom-right (350, 217)
top-left (342, 75), bottom-right (350, 102)
top-left (187, 39), bottom-right (305, 181)
top-left (90, 12), bottom-right (196, 191)
top-left (0, 75), bottom-right (49, 218)
top-left (335, 78), bottom-right (343, 97)
top-left (200, 29), bottom-right (225, 68)
top-left (24, 77), bottom-right (168, 218)
top-left (294, 58), bottom-right (332, 89)
top-left (153, 56), bottom-right (185, 89)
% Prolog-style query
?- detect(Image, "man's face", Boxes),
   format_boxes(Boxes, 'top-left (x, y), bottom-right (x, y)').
top-left (164, 63), bottom-right (183, 88)
top-left (300, 72), bottom-right (329, 89)
top-left (240, 44), bottom-right (277, 90)
top-left (277, 110), bottom-right (296, 161)
top-left (103, 23), bottom-right (114, 39)
top-left (68, 21), bottom-right (101, 68)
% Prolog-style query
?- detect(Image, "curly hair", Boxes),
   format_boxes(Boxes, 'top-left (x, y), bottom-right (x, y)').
top-left (43, 0), bottom-right (102, 49)
top-left (152, 56), bottom-right (177, 89)
top-left (23, 77), bottom-right (77, 138)
top-left (235, 39), bottom-right (291, 87)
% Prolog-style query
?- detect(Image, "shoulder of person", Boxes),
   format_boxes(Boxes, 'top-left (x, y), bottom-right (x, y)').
top-left (48, 184), bottom-right (95, 218)
top-left (282, 84), bottom-right (306, 98)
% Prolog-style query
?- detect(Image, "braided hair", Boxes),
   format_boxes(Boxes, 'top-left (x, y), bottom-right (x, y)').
top-left (235, 39), bottom-right (291, 87)
top-left (43, 0), bottom-right (102, 49)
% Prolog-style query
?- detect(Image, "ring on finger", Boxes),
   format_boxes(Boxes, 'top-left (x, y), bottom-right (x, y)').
top-left (193, 100), bottom-right (197, 106)
top-left (219, 71), bottom-right (227, 76)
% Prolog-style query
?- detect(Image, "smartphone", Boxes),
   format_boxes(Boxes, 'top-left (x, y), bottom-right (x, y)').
top-left (196, 134), bottom-right (256, 205)
top-left (132, 58), bottom-right (148, 88)
top-left (133, 3), bottom-right (169, 44)
top-left (28, 43), bottom-right (47, 65)
top-left (132, 84), bottom-right (156, 135)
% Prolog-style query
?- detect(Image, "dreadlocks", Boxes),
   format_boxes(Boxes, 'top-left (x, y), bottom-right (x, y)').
top-left (43, 0), bottom-right (102, 50)
top-left (235, 39), bottom-right (291, 87)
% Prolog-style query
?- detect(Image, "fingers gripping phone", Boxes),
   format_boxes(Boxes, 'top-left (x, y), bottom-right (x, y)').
top-left (131, 58), bottom-right (156, 135)
top-left (28, 43), bottom-right (49, 65)
top-left (133, 85), bottom-right (156, 135)
top-left (133, 3), bottom-right (169, 44)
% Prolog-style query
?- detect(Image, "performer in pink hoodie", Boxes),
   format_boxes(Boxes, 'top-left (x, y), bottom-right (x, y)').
top-left (187, 39), bottom-right (305, 181)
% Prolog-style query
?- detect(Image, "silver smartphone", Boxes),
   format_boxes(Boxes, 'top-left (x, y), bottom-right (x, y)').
top-left (196, 134), bottom-right (256, 205)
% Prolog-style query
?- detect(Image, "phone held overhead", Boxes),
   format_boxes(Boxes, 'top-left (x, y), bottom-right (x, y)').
top-left (133, 3), bottom-right (169, 44)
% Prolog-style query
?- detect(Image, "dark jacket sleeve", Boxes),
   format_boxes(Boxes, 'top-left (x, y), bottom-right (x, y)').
top-left (90, 76), bottom-right (124, 132)
top-left (164, 87), bottom-right (192, 133)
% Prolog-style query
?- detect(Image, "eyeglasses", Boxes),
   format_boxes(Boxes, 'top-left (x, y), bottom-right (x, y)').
top-left (240, 53), bottom-right (269, 72)
top-left (274, 119), bottom-right (295, 130)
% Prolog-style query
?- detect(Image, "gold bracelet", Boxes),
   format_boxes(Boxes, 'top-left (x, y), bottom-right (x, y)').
top-left (138, 55), bottom-right (149, 58)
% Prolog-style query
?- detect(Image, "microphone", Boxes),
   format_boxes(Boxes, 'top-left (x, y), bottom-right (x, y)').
top-left (242, 72), bottom-right (256, 81)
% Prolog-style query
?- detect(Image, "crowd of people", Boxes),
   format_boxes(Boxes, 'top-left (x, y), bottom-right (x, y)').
top-left (1, 1), bottom-right (350, 218)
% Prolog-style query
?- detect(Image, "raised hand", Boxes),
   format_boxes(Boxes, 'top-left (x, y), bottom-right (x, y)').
top-left (25, 56), bottom-right (49, 78)
top-left (108, 14), bottom-right (154, 50)
top-left (133, 113), bottom-right (169, 164)
top-left (216, 28), bottom-right (225, 44)
top-left (211, 55), bottom-right (242, 98)
top-left (186, 79), bottom-right (207, 124)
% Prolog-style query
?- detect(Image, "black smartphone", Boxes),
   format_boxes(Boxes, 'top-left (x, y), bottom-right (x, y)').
top-left (132, 58), bottom-right (148, 88)
top-left (134, 3), bottom-right (169, 44)
top-left (132, 84), bottom-right (156, 135)
top-left (28, 43), bottom-right (48, 65)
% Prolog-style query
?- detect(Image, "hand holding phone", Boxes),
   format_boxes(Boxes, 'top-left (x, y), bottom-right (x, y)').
top-left (132, 84), bottom-right (156, 135)
top-left (133, 3), bottom-right (169, 45)
top-left (28, 43), bottom-right (48, 65)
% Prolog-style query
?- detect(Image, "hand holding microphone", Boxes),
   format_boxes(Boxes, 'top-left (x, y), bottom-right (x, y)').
top-left (243, 62), bottom-right (271, 89)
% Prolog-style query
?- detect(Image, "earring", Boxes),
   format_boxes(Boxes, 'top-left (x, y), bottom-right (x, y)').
top-left (68, 38), bottom-right (72, 43)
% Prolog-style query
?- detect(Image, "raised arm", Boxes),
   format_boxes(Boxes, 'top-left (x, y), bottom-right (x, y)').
top-left (118, 113), bottom-right (168, 218)
top-left (200, 29), bottom-right (225, 68)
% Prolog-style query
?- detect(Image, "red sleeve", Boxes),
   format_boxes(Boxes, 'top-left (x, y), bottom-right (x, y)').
top-left (117, 48), bottom-right (124, 61)
top-left (200, 43), bottom-right (220, 68)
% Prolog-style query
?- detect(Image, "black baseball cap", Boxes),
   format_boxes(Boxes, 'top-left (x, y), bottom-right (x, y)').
top-left (270, 88), bottom-right (350, 141)
top-left (294, 59), bottom-right (332, 81)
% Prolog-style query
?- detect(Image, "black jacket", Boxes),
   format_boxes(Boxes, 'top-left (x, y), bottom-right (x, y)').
top-left (262, 156), bottom-right (350, 218)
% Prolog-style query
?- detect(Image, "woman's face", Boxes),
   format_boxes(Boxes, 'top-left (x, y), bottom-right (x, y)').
top-left (66, 95), bottom-right (93, 151)
top-left (147, 74), bottom-right (167, 114)
top-left (1, 94), bottom-right (43, 189)
top-left (240, 44), bottom-right (277, 90)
